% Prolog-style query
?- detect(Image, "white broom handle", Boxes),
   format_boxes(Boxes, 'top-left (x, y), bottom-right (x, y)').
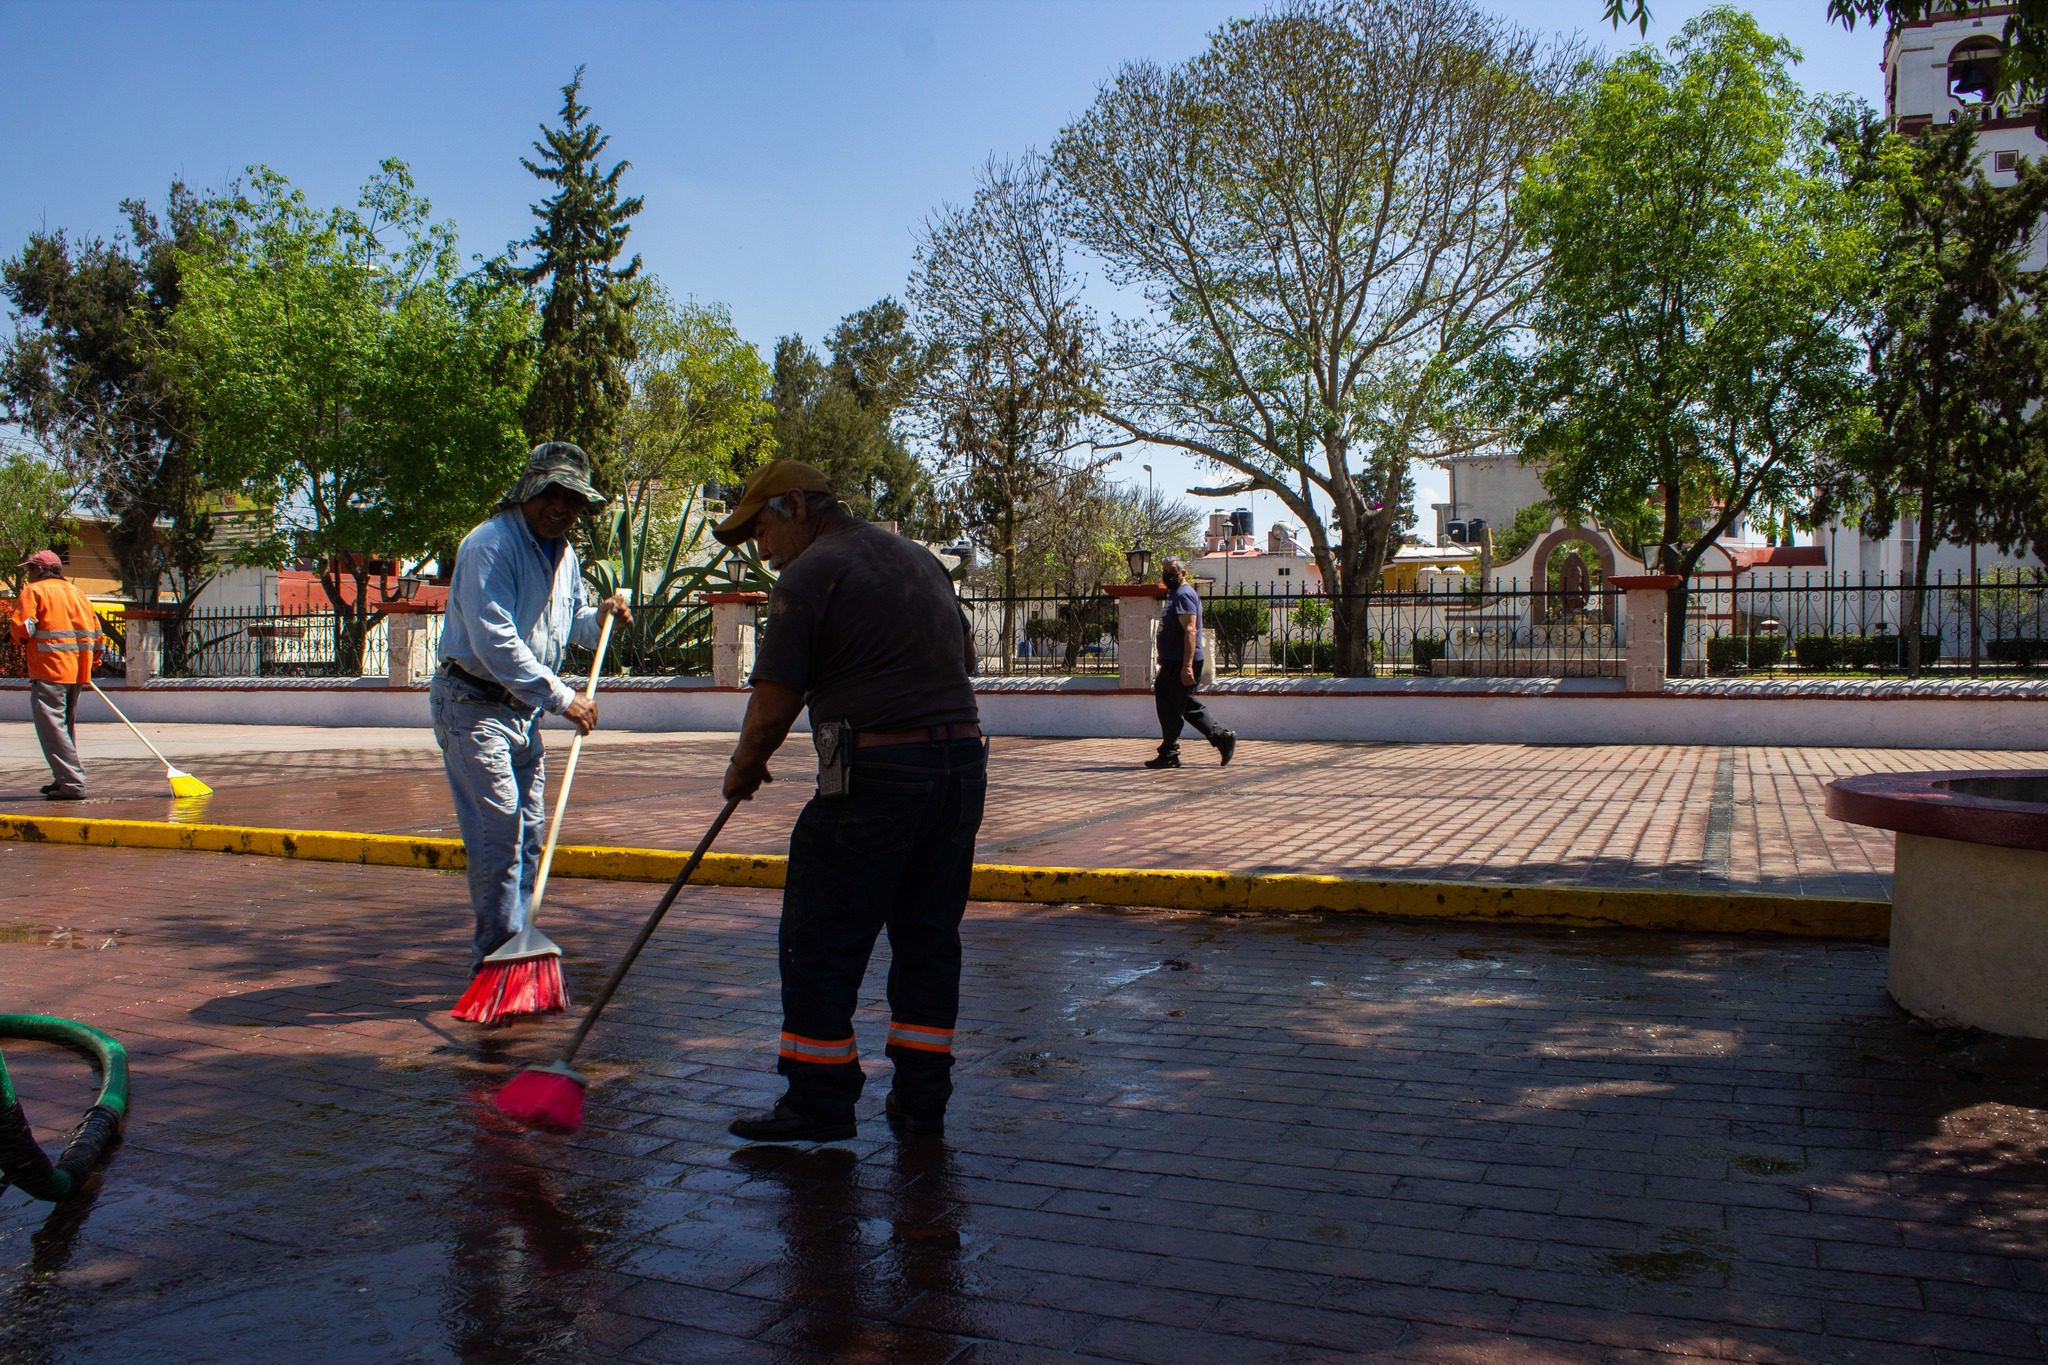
top-left (86, 680), bottom-right (178, 770)
top-left (527, 607), bottom-right (619, 919)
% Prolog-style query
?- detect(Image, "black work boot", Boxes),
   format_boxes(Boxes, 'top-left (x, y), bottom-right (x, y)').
top-left (1215, 731), bottom-right (1237, 767)
top-left (885, 1092), bottom-right (945, 1137)
top-left (1143, 751), bottom-right (1181, 769)
top-left (728, 1103), bottom-right (856, 1144)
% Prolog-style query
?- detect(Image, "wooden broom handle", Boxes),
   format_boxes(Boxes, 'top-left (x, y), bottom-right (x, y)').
top-left (526, 607), bottom-right (618, 920)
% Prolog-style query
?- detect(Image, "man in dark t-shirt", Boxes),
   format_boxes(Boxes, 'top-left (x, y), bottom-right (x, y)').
top-left (1147, 555), bottom-right (1236, 769)
top-left (714, 460), bottom-right (986, 1144)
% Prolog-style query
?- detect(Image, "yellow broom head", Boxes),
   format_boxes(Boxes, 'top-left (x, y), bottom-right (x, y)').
top-left (167, 770), bottom-right (212, 798)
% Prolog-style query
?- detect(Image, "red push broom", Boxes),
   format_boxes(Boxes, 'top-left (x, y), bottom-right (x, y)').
top-left (494, 795), bottom-right (742, 1133)
top-left (453, 611), bottom-right (618, 1026)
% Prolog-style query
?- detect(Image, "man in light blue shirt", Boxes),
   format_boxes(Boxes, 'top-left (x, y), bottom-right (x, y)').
top-left (431, 442), bottom-right (632, 979)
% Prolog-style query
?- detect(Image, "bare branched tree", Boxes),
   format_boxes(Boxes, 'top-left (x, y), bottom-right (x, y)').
top-left (911, 154), bottom-right (1112, 666)
top-left (1043, 0), bottom-right (1586, 673)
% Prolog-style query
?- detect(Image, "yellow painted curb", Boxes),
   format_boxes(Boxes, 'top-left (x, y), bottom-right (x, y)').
top-left (0, 813), bottom-right (1888, 941)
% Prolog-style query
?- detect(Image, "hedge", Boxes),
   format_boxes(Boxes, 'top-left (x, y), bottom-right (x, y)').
top-left (1706, 635), bottom-right (1786, 674)
top-left (1274, 638), bottom-right (1382, 672)
top-left (1794, 633), bottom-right (1942, 669)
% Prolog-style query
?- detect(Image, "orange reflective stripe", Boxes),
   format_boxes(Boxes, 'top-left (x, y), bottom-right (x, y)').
top-left (886, 1021), bottom-right (955, 1054)
top-left (778, 1032), bottom-right (857, 1064)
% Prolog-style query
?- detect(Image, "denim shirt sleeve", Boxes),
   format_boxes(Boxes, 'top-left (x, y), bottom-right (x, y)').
top-left (449, 516), bottom-right (576, 714)
top-left (564, 561), bottom-right (602, 653)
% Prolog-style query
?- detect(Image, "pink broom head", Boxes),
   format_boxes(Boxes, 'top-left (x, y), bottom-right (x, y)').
top-left (494, 1060), bottom-right (587, 1133)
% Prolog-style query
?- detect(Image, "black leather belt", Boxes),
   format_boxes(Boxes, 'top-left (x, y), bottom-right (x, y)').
top-left (442, 661), bottom-right (518, 707)
top-left (854, 722), bottom-right (983, 748)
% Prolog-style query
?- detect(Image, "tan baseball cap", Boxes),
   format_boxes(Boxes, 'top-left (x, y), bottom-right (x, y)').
top-left (712, 460), bottom-right (835, 546)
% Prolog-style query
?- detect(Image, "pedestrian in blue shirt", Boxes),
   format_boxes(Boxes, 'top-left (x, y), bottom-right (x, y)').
top-left (1146, 556), bottom-right (1236, 769)
top-left (431, 442), bottom-right (632, 976)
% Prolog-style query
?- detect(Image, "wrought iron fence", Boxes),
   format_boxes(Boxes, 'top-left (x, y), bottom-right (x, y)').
top-left (1687, 570), bottom-right (2048, 676)
top-left (133, 570), bottom-right (2048, 682)
top-left (962, 593), bottom-right (1122, 677)
top-left (152, 605), bottom-right (446, 679)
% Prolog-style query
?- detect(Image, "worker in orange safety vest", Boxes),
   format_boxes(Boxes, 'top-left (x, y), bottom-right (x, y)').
top-left (9, 550), bottom-right (103, 801)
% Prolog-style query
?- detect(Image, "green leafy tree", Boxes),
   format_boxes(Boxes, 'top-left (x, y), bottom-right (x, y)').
top-left (1605, 0), bottom-right (2048, 104)
top-left (507, 66), bottom-right (643, 491)
top-left (1507, 9), bottom-right (1872, 670)
top-left (766, 299), bottom-right (936, 532)
top-left (1005, 463), bottom-right (1127, 670)
top-left (0, 446), bottom-right (77, 596)
top-left (592, 284), bottom-right (773, 669)
top-left (1207, 592), bottom-right (1268, 671)
top-left (614, 282), bottom-right (773, 525)
top-left (171, 161), bottom-right (534, 672)
top-left (2, 185), bottom-right (216, 605)
top-left (1829, 116), bottom-right (2048, 673)
top-left (1491, 501), bottom-right (1559, 564)
top-left (1007, 0), bottom-right (1587, 676)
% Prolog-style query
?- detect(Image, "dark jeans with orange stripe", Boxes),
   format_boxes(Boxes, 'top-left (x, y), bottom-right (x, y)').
top-left (776, 736), bottom-right (988, 1122)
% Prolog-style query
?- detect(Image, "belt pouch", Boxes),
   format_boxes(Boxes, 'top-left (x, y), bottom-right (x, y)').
top-left (813, 719), bottom-right (852, 798)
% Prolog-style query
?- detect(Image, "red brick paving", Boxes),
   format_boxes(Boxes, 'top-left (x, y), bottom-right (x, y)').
top-left (7, 728), bottom-right (2045, 902)
top-left (4, 731), bottom-right (2048, 1360)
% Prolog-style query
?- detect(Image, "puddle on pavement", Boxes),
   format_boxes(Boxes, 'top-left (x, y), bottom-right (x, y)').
top-left (1597, 1227), bottom-right (1736, 1286)
top-left (0, 925), bottom-right (124, 949)
top-left (166, 796), bottom-right (216, 824)
top-left (1002, 1049), bottom-right (1082, 1078)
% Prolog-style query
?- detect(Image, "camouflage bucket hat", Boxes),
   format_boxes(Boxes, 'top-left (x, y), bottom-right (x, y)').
top-left (507, 441), bottom-right (608, 510)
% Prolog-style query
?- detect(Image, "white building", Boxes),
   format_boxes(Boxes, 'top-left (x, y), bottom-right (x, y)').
top-left (1191, 509), bottom-right (1322, 596)
top-left (1886, 5), bottom-right (2046, 272)
top-left (1428, 451), bottom-right (1545, 549)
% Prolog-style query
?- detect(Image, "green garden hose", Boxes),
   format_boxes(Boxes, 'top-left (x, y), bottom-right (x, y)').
top-left (0, 1016), bottom-right (127, 1202)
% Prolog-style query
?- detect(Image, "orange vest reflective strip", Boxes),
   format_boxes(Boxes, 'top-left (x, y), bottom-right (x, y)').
top-left (778, 1032), bottom-right (857, 1065)
top-left (886, 1021), bottom-right (955, 1054)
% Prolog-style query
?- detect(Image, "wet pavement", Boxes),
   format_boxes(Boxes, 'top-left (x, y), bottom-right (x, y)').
top-left (2, 729), bottom-right (2047, 1361)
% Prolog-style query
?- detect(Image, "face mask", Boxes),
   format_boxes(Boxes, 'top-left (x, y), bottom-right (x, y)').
top-left (1162, 571), bottom-right (1181, 589)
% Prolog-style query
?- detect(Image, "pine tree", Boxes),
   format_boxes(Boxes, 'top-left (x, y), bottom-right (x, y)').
top-left (509, 66), bottom-right (643, 488)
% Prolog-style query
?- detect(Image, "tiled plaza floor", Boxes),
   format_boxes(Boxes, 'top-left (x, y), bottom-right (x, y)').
top-left (8, 724), bottom-right (2048, 900)
top-left (2, 727), bottom-right (2046, 1361)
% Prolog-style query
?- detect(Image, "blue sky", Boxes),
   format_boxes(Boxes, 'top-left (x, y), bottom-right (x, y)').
top-left (2, 0), bottom-right (1887, 537)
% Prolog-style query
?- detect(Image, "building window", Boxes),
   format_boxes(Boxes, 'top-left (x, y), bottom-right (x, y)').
top-left (1949, 37), bottom-right (2002, 106)
top-left (1995, 149), bottom-right (2019, 172)
top-left (1277, 566), bottom-right (1290, 577)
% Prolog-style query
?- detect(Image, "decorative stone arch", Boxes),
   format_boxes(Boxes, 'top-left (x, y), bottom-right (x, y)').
top-left (1528, 526), bottom-right (1618, 625)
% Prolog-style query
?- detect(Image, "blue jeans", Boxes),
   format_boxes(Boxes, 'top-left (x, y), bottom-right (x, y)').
top-left (429, 672), bottom-right (547, 973)
top-left (776, 737), bottom-right (988, 1120)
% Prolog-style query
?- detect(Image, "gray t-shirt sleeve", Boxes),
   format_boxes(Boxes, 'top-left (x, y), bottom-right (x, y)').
top-left (745, 521), bottom-right (978, 730)
top-left (749, 560), bottom-right (824, 693)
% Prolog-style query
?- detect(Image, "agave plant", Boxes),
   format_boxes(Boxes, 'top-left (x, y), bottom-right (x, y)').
top-left (578, 487), bottom-right (775, 676)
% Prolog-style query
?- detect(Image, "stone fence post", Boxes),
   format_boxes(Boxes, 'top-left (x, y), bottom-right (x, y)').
top-left (385, 607), bottom-right (434, 687)
top-left (1104, 583), bottom-right (1166, 690)
top-left (123, 608), bottom-right (176, 686)
top-left (706, 591), bottom-right (768, 689)
top-left (1609, 574), bottom-right (1683, 694)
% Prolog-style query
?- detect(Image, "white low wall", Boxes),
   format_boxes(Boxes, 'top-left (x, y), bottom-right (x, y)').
top-left (10, 675), bottom-right (2048, 748)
